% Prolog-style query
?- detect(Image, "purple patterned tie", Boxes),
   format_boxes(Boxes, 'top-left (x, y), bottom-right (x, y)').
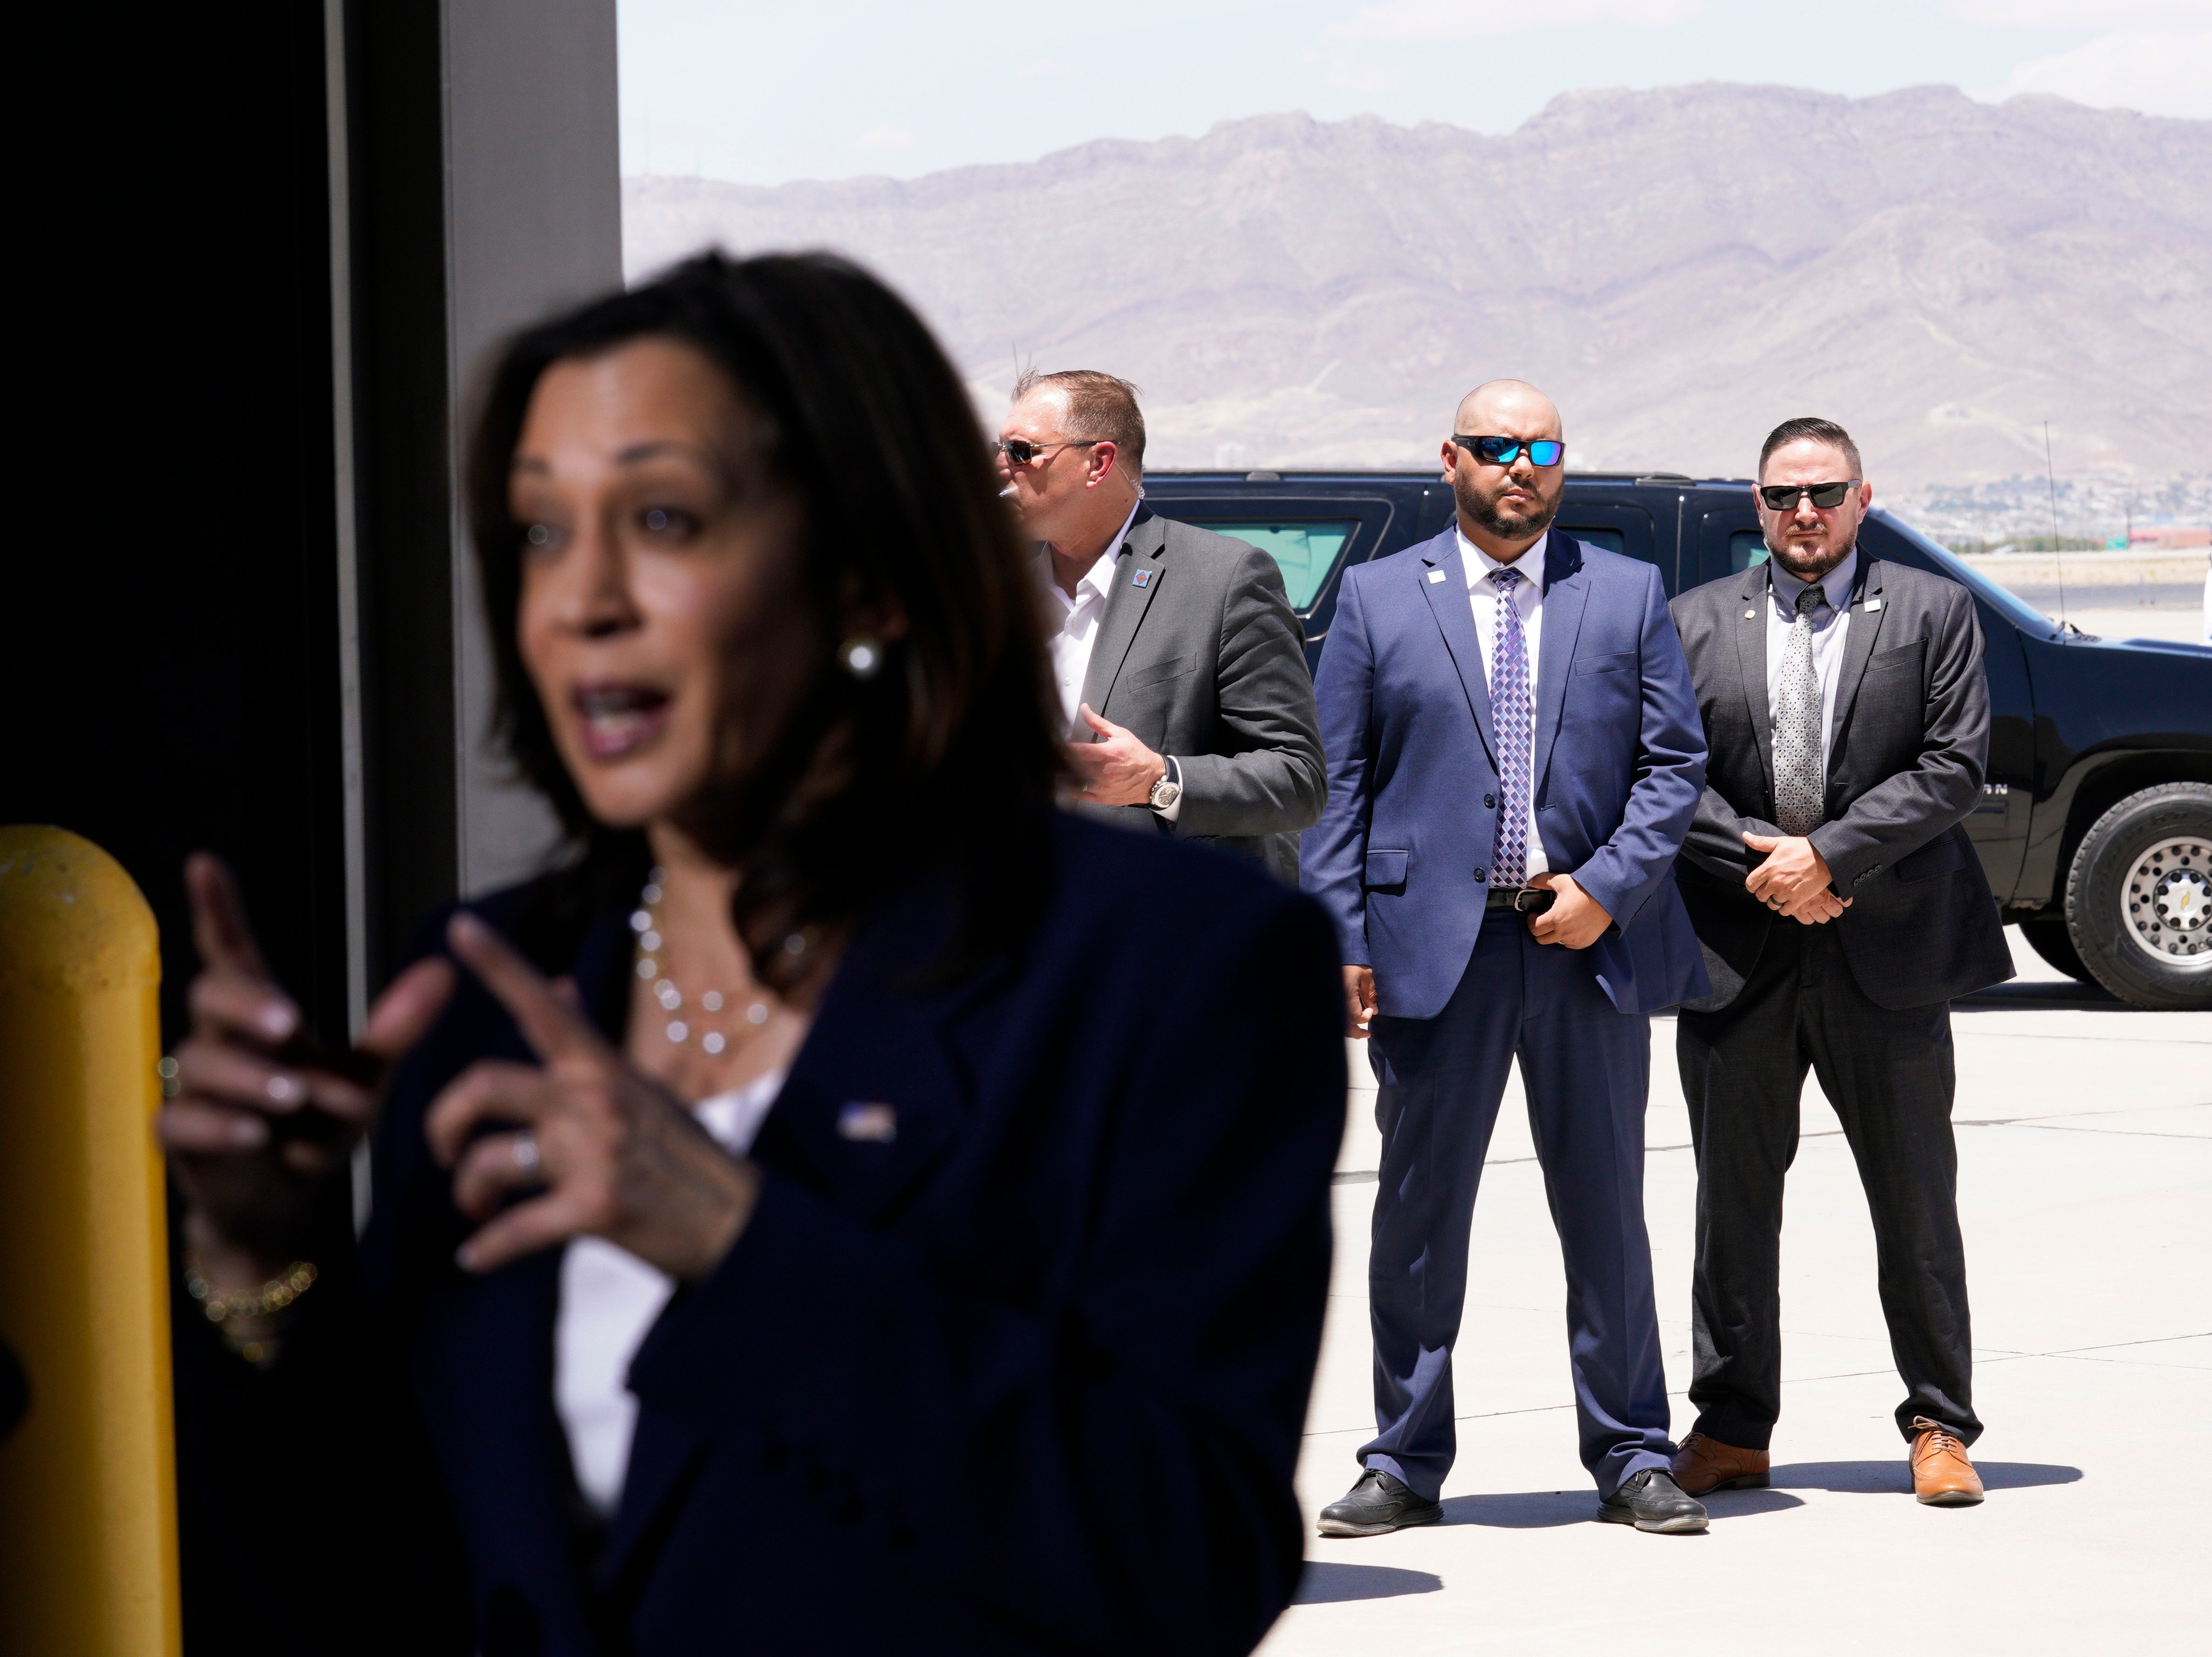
top-left (1490, 566), bottom-right (1532, 887)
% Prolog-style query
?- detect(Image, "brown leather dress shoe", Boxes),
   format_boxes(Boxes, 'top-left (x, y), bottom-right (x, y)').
top-left (1670, 1431), bottom-right (1769, 1495)
top-left (1909, 1416), bottom-right (1985, 1506)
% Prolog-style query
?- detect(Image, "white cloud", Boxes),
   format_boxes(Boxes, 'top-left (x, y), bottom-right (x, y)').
top-left (1329, 0), bottom-right (1707, 43)
top-left (2001, 29), bottom-right (2212, 119)
top-left (1946, 0), bottom-right (2211, 25)
top-left (856, 125), bottom-right (917, 150)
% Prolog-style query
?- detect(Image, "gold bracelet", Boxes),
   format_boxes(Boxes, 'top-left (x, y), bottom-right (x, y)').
top-left (183, 1257), bottom-right (318, 1323)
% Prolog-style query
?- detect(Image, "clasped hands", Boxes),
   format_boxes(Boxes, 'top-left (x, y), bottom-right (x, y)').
top-left (1063, 703), bottom-right (1166, 807)
top-left (1743, 831), bottom-right (1850, 923)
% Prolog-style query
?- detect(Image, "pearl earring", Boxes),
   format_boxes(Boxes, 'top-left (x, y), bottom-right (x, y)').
top-left (839, 637), bottom-right (883, 680)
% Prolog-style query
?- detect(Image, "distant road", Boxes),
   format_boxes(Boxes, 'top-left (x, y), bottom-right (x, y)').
top-left (2007, 582), bottom-right (2205, 611)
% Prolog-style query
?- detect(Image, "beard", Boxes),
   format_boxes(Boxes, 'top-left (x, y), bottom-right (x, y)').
top-left (1767, 527), bottom-right (1857, 582)
top-left (1454, 470), bottom-right (1559, 544)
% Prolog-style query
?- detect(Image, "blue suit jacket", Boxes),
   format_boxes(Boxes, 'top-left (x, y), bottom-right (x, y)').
top-left (1301, 529), bottom-right (1710, 1019)
top-left (175, 814), bottom-right (1344, 1656)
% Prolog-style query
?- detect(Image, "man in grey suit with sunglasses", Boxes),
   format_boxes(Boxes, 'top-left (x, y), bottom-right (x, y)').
top-left (1666, 416), bottom-right (2012, 1509)
top-left (996, 367), bottom-right (1324, 880)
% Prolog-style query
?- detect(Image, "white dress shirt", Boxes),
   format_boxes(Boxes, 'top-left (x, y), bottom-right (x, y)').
top-left (1763, 549), bottom-right (1857, 782)
top-left (1035, 499), bottom-right (1181, 820)
top-left (1456, 527), bottom-right (1550, 878)
top-left (1037, 503), bottom-right (1140, 736)
top-left (555, 1066), bottom-right (785, 1518)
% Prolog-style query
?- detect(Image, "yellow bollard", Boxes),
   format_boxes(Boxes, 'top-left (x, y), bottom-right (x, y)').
top-left (0, 826), bottom-right (181, 1657)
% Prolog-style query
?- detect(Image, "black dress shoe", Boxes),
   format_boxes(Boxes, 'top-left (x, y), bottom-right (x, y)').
top-left (1597, 1469), bottom-right (1708, 1534)
top-left (1316, 1468), bottom-right (1443, 1537)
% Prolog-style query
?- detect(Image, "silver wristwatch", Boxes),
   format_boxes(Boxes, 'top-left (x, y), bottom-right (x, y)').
top-left (1148, 757), bottom-right (1182, 812)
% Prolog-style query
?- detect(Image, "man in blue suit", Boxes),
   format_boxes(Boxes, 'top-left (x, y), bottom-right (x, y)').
top-left (1303, 380), bottom-right (1713, 1537)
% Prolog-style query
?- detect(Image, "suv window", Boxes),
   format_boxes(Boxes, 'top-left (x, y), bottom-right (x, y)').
top-left (1183, 518), bottom-right (1358, 609)
top-left (1867, 514), bottom-right (2058, 637)
top-left (1731, 529), bottom-right (1769, 570)
top-left (1553, 502), bottom-right (1664, 585)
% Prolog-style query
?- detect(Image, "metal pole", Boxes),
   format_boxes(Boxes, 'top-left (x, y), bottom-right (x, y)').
top-left (0, 826), bottom-right (180, 1657)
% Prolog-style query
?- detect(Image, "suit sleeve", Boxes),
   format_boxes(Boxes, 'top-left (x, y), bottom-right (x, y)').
top-left (1807, 584), bottom-right (1989, 889)
top-left (1680, 767), bottom-right (1788, 887)
top-left (1297, 567), bottom-right (1378, 963)
top-left (1569, 563), bottom-right (1708, 929)
top-left (628, 891), bottom-right (1345, 1657)
top-left (1171, 544), bottom-right (1326, 839)
top-left (1681, 790), bottom-right (1788, 887)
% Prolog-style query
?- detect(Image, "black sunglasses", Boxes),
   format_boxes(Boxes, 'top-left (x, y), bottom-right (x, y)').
top-left (995, 436), bottom-right (1100, 466)
top-left (1759, 480), bottom-right (1859, 511)
top-left (1453, 435), bottom-right (1563, 468)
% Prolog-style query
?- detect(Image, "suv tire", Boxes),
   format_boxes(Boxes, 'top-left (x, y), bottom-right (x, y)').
top-left (2018, 914), bottom-right (2089, 983)
top-left (2064, 782), bottom-right (2212, 1010)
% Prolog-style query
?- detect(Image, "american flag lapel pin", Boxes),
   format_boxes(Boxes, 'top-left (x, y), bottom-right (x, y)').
top-left (837, 1102), bottom-right (898, 1143)
top-left (1131, 567), bottom-right (1153, 588)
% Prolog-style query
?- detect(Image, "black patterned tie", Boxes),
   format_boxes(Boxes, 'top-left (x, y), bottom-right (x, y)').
top-left (1773, 582), bottom-right (1827, 836)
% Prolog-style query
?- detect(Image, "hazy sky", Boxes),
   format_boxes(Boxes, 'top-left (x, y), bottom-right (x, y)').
top-left (618, 0), bottom-right (2212, 185)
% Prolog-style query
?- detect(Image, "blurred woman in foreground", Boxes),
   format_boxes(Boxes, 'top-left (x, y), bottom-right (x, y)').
top-left (162, 252), bottom-right (1344, 1656)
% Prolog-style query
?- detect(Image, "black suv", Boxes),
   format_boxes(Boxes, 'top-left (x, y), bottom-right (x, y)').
top-left (1145, 471), bottom-right (2212, 1010)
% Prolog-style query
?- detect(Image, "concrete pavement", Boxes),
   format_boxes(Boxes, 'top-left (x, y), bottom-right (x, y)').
top-left (1259, 927), bottom-right (2211, 1655)
top-left (2058, 605), bottom-right (2207, 646)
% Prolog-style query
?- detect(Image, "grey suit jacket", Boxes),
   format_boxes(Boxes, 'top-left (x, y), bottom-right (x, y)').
top-left (1078, 507), bottom-right (1325, 882)
top-left (1669, 556), bottom-right (2014, 1012)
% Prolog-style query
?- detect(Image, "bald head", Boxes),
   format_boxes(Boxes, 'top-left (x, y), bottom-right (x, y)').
top-left (1442, 378), bottom-right (1567, 560)
top-left (1454, 379), bottom-right (1562, 442)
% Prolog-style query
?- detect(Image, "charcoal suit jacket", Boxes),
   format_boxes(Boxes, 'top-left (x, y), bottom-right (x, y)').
top-left (1077, 507), bottom-right (1325, 883)
top-left (171, 812), bottom-right (1345, 1657)
top-left (1668, 556), bottom-right (2014, 1011)
top-left (1300, 528), bottom-right (1711, 1021)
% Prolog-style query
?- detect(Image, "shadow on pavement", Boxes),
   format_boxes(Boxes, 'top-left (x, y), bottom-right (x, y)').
top-left (1439, 1487), bottom-right (1809, 1530)
top-left (1699, 1487), bottom-right (1806, 1519)
top-left (1439, 1490), bottom-right (1591, 1528)
top-left (1955, 980), bottom-right (2130, 1012)
top-left (1292, 1562), bottom-right (1444, 1603)
top-left (1768, 1460), bottom-right (2083, 1493)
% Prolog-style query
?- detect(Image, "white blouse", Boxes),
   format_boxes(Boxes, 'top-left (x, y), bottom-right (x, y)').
top-left (553, 1067), bottom-right (786, 1517)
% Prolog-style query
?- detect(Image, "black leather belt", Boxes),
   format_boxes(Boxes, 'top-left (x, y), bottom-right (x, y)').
top-left (1485, 886), bottom-right (1554, 914)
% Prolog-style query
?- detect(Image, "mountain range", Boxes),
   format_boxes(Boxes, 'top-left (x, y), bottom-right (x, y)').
top-left (623, 83), bottom-right (2212, 487)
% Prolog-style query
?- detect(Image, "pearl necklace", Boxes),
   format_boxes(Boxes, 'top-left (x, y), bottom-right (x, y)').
top-left (630, 867), bottom-right (771, 1055)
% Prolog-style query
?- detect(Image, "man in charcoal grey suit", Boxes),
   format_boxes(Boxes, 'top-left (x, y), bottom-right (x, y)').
top-left (1666, 416), bottom-right (2014, 1510)
top-left (997, 368), bottom-right (1323, 880)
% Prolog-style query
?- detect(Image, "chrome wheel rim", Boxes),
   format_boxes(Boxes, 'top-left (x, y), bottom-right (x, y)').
top-left (2121, 836), bottom-right (2212, 970)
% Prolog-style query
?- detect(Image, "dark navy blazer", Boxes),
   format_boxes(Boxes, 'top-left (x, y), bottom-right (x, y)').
top-left (1301, 529), bottom-right (1711, 1019)
top-left (185, 812), bottom-right (1344, 1656)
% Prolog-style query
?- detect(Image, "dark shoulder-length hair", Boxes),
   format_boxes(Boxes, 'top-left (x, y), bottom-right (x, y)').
top-left (464, 250), bottom-right (1063, 993)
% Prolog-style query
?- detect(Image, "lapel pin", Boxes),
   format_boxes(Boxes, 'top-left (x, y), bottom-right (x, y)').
top-left (1864, 597), bottom-right (1883, 611)
top-left (1428, 569), bottom-right (1447, 583)
top-left (837, 1102), bottom-right (898, 1143)
top-left (1744, 609), bottom-right (1757, 619)
top-left (1131, 568), bottom-right (1153, 589)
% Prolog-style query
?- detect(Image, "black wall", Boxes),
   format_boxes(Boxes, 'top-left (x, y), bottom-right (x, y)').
top-left (4, 3), bottom-right (461, 1044)
top-left (7, 9), bottom-right (475, 1650)
top-left (7, 8), bottom-right (349, 1043)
